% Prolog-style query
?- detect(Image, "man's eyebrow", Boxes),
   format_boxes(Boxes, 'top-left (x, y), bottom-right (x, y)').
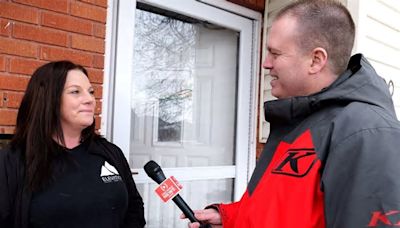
top-left (267, 47), bottom-right (280, 53)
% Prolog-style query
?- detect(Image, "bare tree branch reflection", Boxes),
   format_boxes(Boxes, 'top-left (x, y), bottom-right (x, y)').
top-left (133, 9), bottom-right (197, 142)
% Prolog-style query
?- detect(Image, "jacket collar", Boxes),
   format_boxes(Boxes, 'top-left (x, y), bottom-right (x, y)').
top-left (263, 54), bottom-right (362, 126)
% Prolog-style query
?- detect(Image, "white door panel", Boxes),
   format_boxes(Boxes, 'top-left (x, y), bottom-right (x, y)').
top-left (111, 1), bottom-right (259, 227)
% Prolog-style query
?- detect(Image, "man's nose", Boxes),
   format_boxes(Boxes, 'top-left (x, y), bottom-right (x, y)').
top-left (262, 53), bottom-right (272, 70)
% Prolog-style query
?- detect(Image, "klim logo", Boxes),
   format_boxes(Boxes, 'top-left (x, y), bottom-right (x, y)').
top-left (368, 210), bottom-right (400, 227)
top-left (272, 148), bottom-right (317, 177)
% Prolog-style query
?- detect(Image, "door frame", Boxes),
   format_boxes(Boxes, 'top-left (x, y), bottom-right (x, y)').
top-left (102, 0), bottom-right (262, 200)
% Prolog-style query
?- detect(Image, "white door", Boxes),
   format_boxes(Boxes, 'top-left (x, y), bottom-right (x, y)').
top-left (110, 1), bottom-right (259, 227)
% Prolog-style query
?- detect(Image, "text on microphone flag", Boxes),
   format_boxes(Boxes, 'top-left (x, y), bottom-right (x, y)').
top-left (155, 176), bottom-right (183, 202)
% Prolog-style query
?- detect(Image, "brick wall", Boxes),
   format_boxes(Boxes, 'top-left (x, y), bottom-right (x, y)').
top-left (0, 0), bottom-right (107, 134)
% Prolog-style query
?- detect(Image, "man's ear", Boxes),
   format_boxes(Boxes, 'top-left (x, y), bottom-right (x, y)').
top-left (309, 47), bottom-right (328, 74)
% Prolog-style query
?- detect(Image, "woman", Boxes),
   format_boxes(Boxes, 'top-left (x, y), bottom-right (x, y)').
top-left (0, 61), bottom-right (146, 228)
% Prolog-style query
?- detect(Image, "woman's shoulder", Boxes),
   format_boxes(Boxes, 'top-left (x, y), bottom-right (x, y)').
top-left (0, 145), bottom-right (24, 167)
top-left (93, 136), bottom-right (121, 150)
top-left (90, 136), bottom-right (124, 157)
top-left (1, 145), bottom-right (17, 157)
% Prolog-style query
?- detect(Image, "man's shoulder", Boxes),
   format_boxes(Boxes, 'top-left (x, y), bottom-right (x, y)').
top-left (324, 102), bottom-right (400, 146)
top-left (335, 102), bottom-right (399, 128)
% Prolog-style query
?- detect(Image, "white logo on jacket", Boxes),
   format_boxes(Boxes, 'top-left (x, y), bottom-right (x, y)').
top-left (100, 161), bottom-right (122, 183)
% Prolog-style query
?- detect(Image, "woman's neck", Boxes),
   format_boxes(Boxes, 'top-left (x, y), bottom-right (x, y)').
top-left (60, 128), bottom-right (82, 149)
top-left (63, 136), bottom-right (81, 149)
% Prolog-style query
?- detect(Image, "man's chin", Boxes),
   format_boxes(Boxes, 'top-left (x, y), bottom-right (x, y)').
top-left (271, 90), bottom-right (281, 99)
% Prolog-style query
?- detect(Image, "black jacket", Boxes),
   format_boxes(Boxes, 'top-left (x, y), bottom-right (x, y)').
top-left (0, 137), bottom-right (146, 228)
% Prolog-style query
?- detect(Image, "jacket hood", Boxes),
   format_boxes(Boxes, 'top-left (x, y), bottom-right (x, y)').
top-left (264, 54), bottom-right (396, 124)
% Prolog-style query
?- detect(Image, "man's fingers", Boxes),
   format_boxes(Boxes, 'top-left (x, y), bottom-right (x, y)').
top-left (194, 212), bottom-right (212, 220)
top-left (188, 222), bottom-right (201, 228)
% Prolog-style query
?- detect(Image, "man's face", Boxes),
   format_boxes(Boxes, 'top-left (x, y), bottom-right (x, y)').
top-left (263, 16), bottom-right (312, 99)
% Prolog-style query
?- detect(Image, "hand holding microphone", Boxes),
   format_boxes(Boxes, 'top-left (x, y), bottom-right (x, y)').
top-left (184, 208), bottom-right (222, 228)
top-left (144, 160), bottom-right (212, 228)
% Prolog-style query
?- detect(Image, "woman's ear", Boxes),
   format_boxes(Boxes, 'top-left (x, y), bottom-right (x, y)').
top-left (309, 47), bottom-right (328, 74)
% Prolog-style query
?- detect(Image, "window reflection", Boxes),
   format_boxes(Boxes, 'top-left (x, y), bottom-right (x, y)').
top-left (157, 97), bottom-right (183, 142)
top-left (133, 9), bottom-right (196, 143)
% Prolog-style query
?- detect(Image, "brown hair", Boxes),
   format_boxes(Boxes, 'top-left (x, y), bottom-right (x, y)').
top-left (11, 60), bottom-right (96, 191)
top-left (275, 0), bottom-right (355, 75)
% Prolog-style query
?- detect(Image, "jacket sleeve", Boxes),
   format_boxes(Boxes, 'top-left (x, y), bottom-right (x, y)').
top-left (218, 198), bottom-right (243, 227)
top-left (0, 149), bottom-right (14, 227)
top-left (101, 141), bottom-right (146, 228)
top-left (119, 150), bottom-right (146, 228)
top-left (322, 128), bottom-right (400, 228)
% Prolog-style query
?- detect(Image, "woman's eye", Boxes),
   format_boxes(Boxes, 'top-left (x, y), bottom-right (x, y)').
top-left (71, 90), bottom-right (79, 94)
top-left (89, 90), bottom-right (95, 95)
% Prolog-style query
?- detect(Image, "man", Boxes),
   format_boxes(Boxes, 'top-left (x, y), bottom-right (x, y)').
top-left (183, 0), bottom-right (400, 227)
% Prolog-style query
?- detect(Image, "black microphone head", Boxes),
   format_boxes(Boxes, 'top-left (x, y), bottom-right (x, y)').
top-left (144, 160), bottom-right (167, 184)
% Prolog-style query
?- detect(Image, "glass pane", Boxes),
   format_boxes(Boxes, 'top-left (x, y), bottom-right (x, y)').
top-left (130, 7), bottom-right (239, 168)
top-left (138, 178), bottom-right (234, 228)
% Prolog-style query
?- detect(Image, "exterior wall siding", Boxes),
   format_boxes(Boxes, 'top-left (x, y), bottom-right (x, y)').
top-left (0, 0), bottom-right (108, 134)
top-left (348, 0), bottom-right (400, 118)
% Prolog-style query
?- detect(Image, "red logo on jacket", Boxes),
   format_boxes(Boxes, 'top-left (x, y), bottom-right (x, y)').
top-left (368, 210), bottom-right (400, 227)
top-left (272, 148), bottom-right (317, 177)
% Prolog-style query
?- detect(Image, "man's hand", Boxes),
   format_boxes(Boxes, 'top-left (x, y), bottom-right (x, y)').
top-left (180, 208), bottom-right (222, 228)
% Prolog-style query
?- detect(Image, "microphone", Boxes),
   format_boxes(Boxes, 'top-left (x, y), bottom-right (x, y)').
top-left (144, 160), bottom-right (211, 228)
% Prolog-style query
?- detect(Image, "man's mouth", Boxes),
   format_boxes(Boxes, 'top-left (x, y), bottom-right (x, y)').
top-left (270, 75), bottom-right (278, 81)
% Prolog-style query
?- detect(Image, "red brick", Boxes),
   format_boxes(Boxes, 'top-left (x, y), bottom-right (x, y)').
top-left (0, 74), bottom-right (30, 91)
top-left (0, 109), bottom-right (18, 125)
top-left (0, 126), bottom-right (15, 134)
top-left (4, 91), bottom-right (24, 108)
top-left (0, 19), bottom-right (12, 37)
top-left (86, 68), bottom-right (103, 83)
top-left (42, 12), bottom-right (92, 35)
top-left (0, 57), bottom-right (5, 72)
top-left (0, 91), bottom-right (3, 107)
top-left (94, 99), bottom-right (102, 115)
top-left (0, 37), bottom-right (38, 58)
top-left (93, 23), bottom-right (105, 38)
top-left (71, 34), bottom-right (105, 53)
top-left (94, 115), bottom-right (101, 130)
top-left (79, 0), bottom-right (108, 8)
top-left (9, 58), bottom-right (45, 75)
top-left (13, 23), bottom-right (68, 47)
top-left (70, 2), bottom-right (107, 23)
top-left (0, 2), bottom-right (39, 24)
top-left (92, 84), bottom-right (102, 99)
top-left (92, 54), bottom-right (104, 69)
top-left (13, 0), bottom-right (68, 13)
top-left (40, 46), bottom-right (93, 67)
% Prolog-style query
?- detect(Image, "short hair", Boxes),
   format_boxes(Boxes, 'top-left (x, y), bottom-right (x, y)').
top-left (11, 60), bottom-right (96, 191)
top-left (275, 0), bottom-right (355, 75)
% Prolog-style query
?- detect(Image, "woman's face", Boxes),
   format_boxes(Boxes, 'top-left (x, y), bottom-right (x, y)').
top-left (60, 69), bottom-right (95, 133)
